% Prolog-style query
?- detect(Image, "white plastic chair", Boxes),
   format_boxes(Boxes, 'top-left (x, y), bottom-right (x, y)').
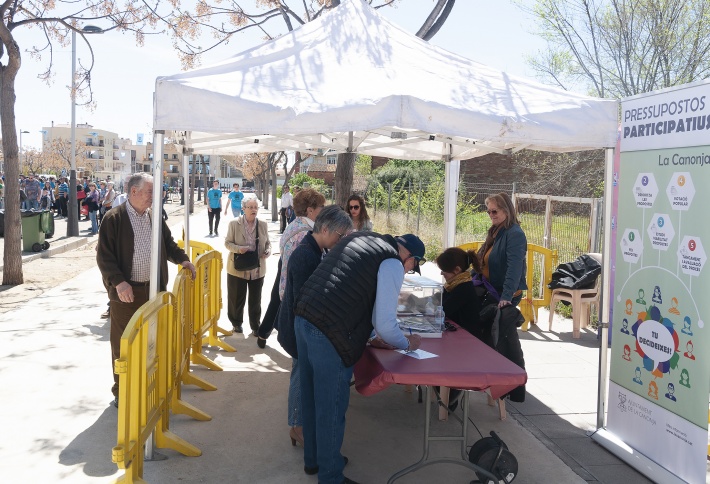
top-left (548, 253), bottom-right (601, 338)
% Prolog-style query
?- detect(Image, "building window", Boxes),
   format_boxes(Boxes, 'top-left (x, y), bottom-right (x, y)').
top-left (327, 155), bottom-right (337, 164)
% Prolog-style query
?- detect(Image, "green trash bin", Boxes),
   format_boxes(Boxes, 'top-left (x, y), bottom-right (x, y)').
top-left (39, 210), bottom-right (55, 238)
top-left (21, 210), bottom-right (47, 252)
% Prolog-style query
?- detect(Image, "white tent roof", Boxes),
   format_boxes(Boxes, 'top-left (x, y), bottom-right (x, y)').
top-left (153, 0), bottom-right (618, 160)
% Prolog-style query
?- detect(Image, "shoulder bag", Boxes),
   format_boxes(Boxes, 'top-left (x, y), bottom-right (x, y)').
top-left (234, 219), bottom-right (260, 271)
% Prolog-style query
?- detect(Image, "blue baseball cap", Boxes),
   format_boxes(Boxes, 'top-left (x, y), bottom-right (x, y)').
top-left (396, 234), bottom-right (426, 274)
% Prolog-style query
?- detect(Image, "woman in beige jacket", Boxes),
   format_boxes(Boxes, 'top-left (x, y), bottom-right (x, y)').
top-left (224, 198), bottom-right (271, 335)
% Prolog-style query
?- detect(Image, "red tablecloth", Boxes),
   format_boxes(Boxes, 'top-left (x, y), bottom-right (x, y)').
top-left (354, 327), bottom-right (527, 400)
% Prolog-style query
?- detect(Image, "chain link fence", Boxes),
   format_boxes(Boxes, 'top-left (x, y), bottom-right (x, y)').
top-left (365, 178), bottom-right (601, 266)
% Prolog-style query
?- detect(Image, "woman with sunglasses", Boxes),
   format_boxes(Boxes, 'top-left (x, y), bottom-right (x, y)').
top-left (346, 194), bottom-right (373, 231)
top-left (475, 192), bottom-right (527, 309)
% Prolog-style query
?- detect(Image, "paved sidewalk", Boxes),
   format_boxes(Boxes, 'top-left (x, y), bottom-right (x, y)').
top-left (0, 203), bottom-right (655, 483)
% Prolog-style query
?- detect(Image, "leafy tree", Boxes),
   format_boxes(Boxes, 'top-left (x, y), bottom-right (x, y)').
top-left (0, 0), bottom-right (182, 285)
top-left (355, 154), bottom-right (373, 177)
top-left (289, 172), bottom-right (326, 188)
top-left (372, 158), bottom-right (443, 186)
top-left (521, 0), bottom-right (710, 98)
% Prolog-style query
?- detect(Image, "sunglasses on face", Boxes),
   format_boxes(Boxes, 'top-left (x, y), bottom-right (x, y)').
top-left (406, 255), bottom-right (426, 274)
top-left (486, 209), bottom-right (498, 215)
top-left (349, 205), bottom-right (360, 210)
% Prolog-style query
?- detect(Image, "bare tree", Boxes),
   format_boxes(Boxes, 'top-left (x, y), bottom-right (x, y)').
top-left (36, 138), bottom-right (88, 174)
top-left (521, 0), bottom-right (710, 98)
top-left (512, 149), bottom-right (605, 198)
top-left (0, 0), bottom-right (185, 285)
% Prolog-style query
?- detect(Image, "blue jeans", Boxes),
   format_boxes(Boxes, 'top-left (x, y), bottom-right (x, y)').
top-left (89, 210), bottom-right (98, 234)
top-left (288, 358), bottom-right (301, 426)
top-left (26, 199), bottom-right (40, 211)
top-left (295, 316), bottom-right (353, 484)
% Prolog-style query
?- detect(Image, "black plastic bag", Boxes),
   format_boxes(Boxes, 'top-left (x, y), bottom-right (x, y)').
top-left (548, 254), bottom-right (601, 290)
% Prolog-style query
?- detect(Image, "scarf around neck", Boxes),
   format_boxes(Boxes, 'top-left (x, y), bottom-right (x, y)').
top-left (444, 271), bottom-right (472, 292)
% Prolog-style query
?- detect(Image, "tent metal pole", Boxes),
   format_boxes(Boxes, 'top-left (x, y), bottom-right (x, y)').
top-left (145, 129), bottom-right (166, 461)
top-left (596, 146), bottom-right (614, 429)
top-left (442, 144), bottom-right (458, 250)
top-left (149, 130), bottom-right (165, 300)
top-left (183, 144), bottom-right (193, 253)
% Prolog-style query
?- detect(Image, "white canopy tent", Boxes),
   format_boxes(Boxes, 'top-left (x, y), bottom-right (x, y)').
top-left (147, 0), bottom-right (620, 463)
top-left (152, 0), bottom-right (617, 251)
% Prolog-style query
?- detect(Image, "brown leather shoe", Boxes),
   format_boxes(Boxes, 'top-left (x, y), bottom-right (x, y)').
top-left (290, 426), bottom-right (304, 447)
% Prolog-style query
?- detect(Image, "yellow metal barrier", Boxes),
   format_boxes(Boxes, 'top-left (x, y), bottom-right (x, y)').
top-left (169, 270), bottom-right (215, 421)
top-left (457, 242), bottom-right (557, 331)
top-left (519, 244), bottom-right (558, 331)
top-left (177, 237), bottom-right (215, 260)
top-left (112, 293), bottom-right (200, 484)
top-left (191, 250), bottom-right (235, 371)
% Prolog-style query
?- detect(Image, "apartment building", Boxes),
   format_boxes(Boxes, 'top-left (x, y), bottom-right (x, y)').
top-left (40, 124), bottom-right (242, 187)
top-left (41, 123), bottom-right (130, 182)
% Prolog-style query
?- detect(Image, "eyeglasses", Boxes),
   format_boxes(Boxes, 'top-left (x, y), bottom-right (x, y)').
top-left (486, 209), bottom-right (498, 215)
top-left (335, 231), bottom-right (345, 239)
top-left (348, 205), bottom-right (360, 210)
top-left (407, 255), bottom-right (426, 265)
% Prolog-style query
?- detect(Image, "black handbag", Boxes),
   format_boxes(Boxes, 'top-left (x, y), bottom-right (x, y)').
top-left (233, 219), bottom-right (260, 271)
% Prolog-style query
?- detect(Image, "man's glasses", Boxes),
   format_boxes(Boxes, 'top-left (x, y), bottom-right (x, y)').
top-left (414, 256), bottom-right (427, 265)
top-left (407, 255), bottom-right (427, 266)
top-left (486, 209), bottom-right (498, 215)
top-left (349, 205), bottom-right (360, 210)
top-left (335, 231), bottom-right (345, 239)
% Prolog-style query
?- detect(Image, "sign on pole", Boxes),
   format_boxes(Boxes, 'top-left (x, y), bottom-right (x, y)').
top-left (608, 80), bottom-right (710, 483)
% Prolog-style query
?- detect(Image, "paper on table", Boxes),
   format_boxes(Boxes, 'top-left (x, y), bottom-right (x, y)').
top-left (396, 349), bottom-right (438, 359)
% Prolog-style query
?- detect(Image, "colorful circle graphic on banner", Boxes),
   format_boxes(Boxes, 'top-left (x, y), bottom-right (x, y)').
top-left (632, 305), bottom-right (680, 378)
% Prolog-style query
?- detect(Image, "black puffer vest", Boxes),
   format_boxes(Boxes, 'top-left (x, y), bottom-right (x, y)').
top-left (295, 232), bottom-right (400, 367)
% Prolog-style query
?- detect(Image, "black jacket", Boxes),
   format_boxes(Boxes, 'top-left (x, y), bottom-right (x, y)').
top-left (276, 232), bottom-right (322, 358)
top-left (442, 281), bottom-right (484, 342)
top-left (295, 232), bottom-right (400, 367)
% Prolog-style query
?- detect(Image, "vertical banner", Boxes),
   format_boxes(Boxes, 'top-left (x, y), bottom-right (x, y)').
top-left (608, 80), bottom-right (710, 483)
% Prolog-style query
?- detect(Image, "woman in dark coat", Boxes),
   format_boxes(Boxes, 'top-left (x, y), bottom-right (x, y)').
top-left (435, 247), bottom-right (485, 342)
top-left (476, 192), bottom-right (527, 308)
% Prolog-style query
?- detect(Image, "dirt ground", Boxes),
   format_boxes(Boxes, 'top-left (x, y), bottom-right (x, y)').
top-left (0, 242), bottom-right (100, 315)
top-left (0, 200), bottom-right (201, 315)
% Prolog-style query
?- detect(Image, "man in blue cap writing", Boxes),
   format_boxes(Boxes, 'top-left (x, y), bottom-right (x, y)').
top-left (294, 232), bottom-right (426, 484)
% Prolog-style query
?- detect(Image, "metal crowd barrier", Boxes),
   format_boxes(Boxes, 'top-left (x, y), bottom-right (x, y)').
top-left (191, 250), bottom-right (235, 371)
top-left (178, 237), bottom-right (214, 260)
top-left (457, 242), bottom-right (557, 331)
top-left (112, 292), bottom-right (201, 483)
top-left (170, 270), bottom-right (215, 420)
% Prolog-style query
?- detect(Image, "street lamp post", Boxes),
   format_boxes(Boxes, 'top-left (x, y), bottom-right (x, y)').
top-left (19, 130), bottom-right (29, 173)
top-left (68, 25), bottom-right (104, 237)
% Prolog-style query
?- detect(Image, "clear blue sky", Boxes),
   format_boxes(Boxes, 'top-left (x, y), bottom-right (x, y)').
top-left (14, 0), bottom-right (544, 151)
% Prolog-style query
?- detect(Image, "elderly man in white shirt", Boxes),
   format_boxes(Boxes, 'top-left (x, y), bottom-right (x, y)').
top-left (279, 185), bottom-right (294, 234)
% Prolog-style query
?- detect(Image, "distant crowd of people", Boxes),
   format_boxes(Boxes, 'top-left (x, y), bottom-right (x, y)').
top-left (0, 173), bottom-right (164, 237)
